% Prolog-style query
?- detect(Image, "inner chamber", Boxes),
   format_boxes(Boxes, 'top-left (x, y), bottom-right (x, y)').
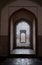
top-left (16, 21), bottom-right (30, 48)
top-left (10, 20), bottom-right (35, 55)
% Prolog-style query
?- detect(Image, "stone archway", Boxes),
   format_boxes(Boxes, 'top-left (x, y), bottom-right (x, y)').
top-left (9, 8), bottom-right (37, 55)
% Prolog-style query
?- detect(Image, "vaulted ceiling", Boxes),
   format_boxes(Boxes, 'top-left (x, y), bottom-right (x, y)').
top-left (0, 0), bottom-right (42, 9)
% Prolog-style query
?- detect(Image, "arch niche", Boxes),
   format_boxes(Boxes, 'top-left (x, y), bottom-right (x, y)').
top-left (9, 8), bottom-right (37, 55)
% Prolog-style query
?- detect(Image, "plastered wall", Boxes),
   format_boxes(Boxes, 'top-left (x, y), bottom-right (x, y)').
top-left (0, 0), bottom-right (42, 57)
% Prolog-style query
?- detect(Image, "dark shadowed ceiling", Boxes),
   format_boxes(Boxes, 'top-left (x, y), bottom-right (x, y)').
top-left (0, 0), bottom-right (42, 9)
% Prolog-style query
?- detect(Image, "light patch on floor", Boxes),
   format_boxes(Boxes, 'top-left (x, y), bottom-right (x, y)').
top-left (11, 49), bottom-right (35, 54)
top-left (1, 58), bottom-right (42, 65)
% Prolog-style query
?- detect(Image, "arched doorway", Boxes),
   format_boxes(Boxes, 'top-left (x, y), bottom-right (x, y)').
top-left (9, 8), bottom-right (37, 56)
top-left (16, 21), bottom-right (30, 48)
top-left (14, 19), bottom-right (33, 49)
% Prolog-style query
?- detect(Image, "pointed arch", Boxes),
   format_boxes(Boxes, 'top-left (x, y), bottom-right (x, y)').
top-left (9, 8), bottom-right (37, 56)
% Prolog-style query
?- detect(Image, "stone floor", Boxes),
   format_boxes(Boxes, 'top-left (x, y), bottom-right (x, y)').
top-left (0, 58), bottom-right (42, 65)
top-left (10, 49), bottom-right (35, 54)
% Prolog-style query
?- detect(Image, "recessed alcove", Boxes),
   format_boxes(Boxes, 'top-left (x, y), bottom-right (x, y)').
top-left (16, 21), bottom-right (30, 47)
top-left (9, 8), bottom-right (37, 55)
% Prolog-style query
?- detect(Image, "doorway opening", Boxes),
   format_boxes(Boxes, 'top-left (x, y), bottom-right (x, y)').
top-left (9, 8), bottom-right (37, 56)
top-left (16, 21), bottom-right (31, 48)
